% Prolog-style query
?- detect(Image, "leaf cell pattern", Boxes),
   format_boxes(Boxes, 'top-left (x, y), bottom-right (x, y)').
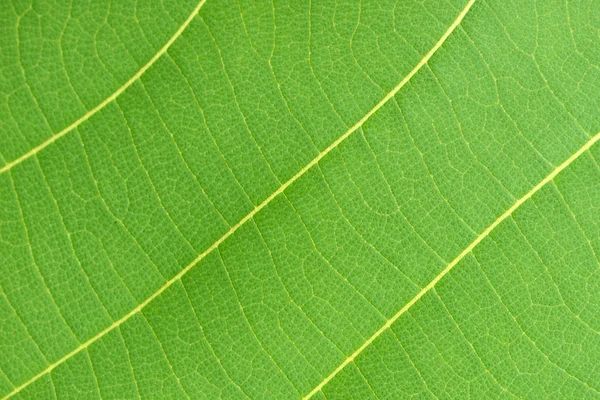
top-left (1, 0), bottom-right (600, 399)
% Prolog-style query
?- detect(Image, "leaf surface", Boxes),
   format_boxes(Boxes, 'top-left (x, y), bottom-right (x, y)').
top-left (1, 0), bottom-right (600, 398)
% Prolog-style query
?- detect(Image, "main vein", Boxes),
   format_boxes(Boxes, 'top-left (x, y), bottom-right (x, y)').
top-left (4, 0), bottom-right (475, 398)
top-left (0, 0), bottom-right (208, 176)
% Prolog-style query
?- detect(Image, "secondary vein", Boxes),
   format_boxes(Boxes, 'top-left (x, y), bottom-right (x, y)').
top-left (0, 0), bottom-right (208, 176)
top-left (303, 129), bottom-right (600, 399)
top-left (4, 0), bottom-right (475, 397)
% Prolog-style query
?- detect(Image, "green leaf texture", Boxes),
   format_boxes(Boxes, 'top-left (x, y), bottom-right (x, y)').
top-left (1, 0), bottom-right (600, 398)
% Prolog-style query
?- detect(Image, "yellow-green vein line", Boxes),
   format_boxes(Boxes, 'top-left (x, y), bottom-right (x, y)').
top-left (2, 0), bottom-right (476, 397)
top-left (0, 0), bottom-right (208, 176)
top-left (302, 131), bottom-right (600, 399)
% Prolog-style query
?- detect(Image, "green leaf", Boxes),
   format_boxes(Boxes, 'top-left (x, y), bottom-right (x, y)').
top-left (2, 0), bottom-right (600, 398)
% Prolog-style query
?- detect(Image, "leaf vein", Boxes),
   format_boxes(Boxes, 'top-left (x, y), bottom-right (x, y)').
top-left (0, 0), bottom-right (209, 176)
top-left (302, 129), bottom-right (600, 398)
top-left (2, 0), bottom-right (476, 396)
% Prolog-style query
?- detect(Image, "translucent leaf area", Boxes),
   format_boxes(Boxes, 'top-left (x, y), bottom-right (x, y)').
top-left (1, 0), bottom-right (600, 398)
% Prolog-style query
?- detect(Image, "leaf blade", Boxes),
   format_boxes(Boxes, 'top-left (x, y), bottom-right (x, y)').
top-left (2, 0), bottom-right (600, 398)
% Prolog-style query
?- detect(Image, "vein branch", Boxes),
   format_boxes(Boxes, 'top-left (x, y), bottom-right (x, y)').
top-left (4, 0), bottom-right (478, 397)
top-left (0, 0), bottom-right (208, 176)
top-left (301, 135), bottom-right (600, 396)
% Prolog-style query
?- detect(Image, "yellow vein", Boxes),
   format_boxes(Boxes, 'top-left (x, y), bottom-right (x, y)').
top-left (0, 0), bottom-right (208, 176)
top-left (3, 0), bottom-right (474, 397)
top-left (303, 129), bottom-right (600, 399)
